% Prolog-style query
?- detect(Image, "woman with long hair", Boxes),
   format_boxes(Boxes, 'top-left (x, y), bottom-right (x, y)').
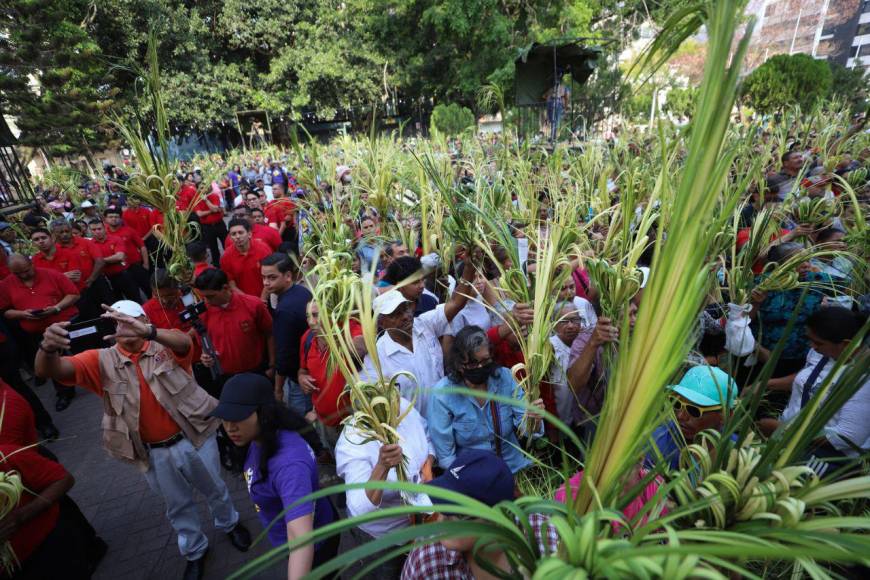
top-left (211, 373), bottom-right (336, 579)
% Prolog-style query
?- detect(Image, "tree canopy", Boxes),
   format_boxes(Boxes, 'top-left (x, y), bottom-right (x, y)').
top-left (1, 0), bottom-right (697, 154)
top-left (739, 53), bottom-right (833, 114)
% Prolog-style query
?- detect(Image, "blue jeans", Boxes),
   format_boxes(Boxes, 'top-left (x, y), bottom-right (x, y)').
top-left (143, 435), bottom-right (239, 560)
top-left (284, 378), bottom-right (313, 417)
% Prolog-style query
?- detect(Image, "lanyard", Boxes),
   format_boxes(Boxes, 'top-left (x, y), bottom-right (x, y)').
top-left (800, 356), bottom-right (831, 409)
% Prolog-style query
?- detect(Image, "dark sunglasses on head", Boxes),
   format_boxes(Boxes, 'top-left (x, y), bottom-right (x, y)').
top-left (671, 396), bottom-right (721, 419)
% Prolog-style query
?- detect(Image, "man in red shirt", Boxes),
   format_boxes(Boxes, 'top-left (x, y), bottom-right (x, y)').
top-left (264, 183), bottom-right (296, 238)
top-left (30, 227), bottom-right (79, 283)
top-left (219, 218), bottom-right (272, 299)
top-left (175, 174), bottom-right (198, 212)
top-left (298, 301), bottom-right (365, 434)
top-left (122, 196), bottom-right (155, 240)
top-left (192, 187), bottom-right (227, 267)
top-left (223, 209), bottom-right (281, 251)
top-left (193, 268), bottom-right (275, 394)
top-left (51, 219), bottom-right (111, 318)
top-left (88, 219), bottom-right (142, 303)
top-left (104, 207), bottom-right (150, 297)
top-left (0, 255), bottom-right (80, 411)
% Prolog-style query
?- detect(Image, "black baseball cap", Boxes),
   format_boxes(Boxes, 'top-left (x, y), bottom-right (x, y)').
top-left (209, 373), bottom-right (274, 421)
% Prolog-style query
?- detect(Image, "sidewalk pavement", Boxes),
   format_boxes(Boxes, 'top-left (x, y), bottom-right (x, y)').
top-left (36, 383), bottom-right (285, 580)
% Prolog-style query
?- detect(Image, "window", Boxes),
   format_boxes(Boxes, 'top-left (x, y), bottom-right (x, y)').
top-left (857, 22), bottom-right (870, 37)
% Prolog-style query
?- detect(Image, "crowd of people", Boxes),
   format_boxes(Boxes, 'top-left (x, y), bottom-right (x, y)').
top-left (0, 125), bottom-right (867, 580)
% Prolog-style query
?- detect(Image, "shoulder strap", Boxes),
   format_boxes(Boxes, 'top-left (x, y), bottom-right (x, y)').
top-left (800, 356), bottom-right (831, 409)
top-left (489, 400), bottom-right (503, 458)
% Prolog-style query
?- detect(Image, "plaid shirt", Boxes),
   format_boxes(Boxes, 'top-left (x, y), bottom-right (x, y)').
top-left (400, 513), bottom-right (559, 580)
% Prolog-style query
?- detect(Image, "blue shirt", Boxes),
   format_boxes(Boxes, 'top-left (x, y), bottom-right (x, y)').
top-left (273, 284), bottom-right (312, 379)
top-left (428, 366), bottom-right (542, 474)
top-left (754, 271), bottom-right (832, 360)
top-left (244, 430), bottom-right (333, 547)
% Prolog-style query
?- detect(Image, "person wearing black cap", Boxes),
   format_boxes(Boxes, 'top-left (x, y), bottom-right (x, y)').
top-left (211, 374), bottom-right (336, 578)
top-left (400, 449), bottom-right (558, 580)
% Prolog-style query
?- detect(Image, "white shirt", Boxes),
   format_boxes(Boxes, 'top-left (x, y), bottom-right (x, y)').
top-left (549, 335), bottom-right (583, 426)
top-left (363, 305), bottom-right (451, 417)
top-left (781, 349), bottom-right (870, 456)
top-left (335, 399), bottom-right (434, 539)
top-left (451, 297), bottom-right (492, 334)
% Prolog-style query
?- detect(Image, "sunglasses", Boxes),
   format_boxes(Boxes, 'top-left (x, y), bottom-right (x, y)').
top-left (671, 396), bottom-right (721, 419)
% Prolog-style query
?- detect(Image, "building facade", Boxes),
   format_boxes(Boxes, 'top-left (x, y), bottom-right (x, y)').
top-left (746, 0), bottom-right (867, 72)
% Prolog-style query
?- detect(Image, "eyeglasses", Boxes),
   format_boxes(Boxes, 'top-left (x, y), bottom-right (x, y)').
top-left (671, 396), bottom-right (721, 419)
top-left (463, 357), bottom-right (493, 369)
top-left (556, 316), bottom-right (583, 327)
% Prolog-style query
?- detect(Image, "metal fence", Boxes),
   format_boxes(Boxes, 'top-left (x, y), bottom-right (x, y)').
top-left (0, 114), bottom-right (36, 214)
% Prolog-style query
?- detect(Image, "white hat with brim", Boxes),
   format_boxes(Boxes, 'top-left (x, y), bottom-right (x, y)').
top-left (373, 290), bottom-right (410, 316)
top-left (80, 200), bottom-right (95, 209)
top-left (110, 300), bottom-right (146, 318)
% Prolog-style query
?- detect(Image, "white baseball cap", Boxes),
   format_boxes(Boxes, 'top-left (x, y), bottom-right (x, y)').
top-left (80, 200), bottom-right (95, 208)
top-left (110, 300), bottom-right (146, 318)
top-left (373, 290), bottom-right (410, 316)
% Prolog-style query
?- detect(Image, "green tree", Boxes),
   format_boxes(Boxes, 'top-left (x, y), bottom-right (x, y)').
top-left (663, 85), bottom-right (698, 119)
top-left (0, 0), bottom-right (116, 158)
top-left (430, 103), bottom-right (476, 135)
top-left (740, 53), bottom-right (832, 113)
top-left (828, 61), bottom-right (869, 114)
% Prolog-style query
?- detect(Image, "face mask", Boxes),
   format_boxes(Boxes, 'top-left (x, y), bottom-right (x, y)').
top-left (463, 364), bottom-right (493, 385)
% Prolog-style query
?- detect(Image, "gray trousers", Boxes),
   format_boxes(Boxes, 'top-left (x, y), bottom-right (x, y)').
top-left (143, 435), bottom-right (239, 560)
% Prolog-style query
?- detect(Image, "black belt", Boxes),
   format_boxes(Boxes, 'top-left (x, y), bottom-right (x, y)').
top-left (145, 432), bottom-right (184, 450)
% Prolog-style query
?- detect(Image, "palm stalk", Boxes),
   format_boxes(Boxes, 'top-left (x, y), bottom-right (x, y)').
top-left (111, 34), bottom-right (198, 281)
top-left (573, 0), bottom-right (755, 515)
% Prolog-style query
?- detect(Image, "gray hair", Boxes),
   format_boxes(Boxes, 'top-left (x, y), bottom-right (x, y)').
top-left (446, 325), bottom-right (490, 383)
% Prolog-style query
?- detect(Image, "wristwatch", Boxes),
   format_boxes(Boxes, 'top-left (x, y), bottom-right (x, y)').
top-left (146, 324), bottom-right (158, 340)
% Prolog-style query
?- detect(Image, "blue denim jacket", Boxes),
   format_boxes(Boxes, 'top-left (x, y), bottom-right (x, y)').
top-left (427, 366), bottom-right (541, 474)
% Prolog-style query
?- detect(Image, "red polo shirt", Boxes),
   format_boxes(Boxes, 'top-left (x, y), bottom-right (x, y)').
top-left (58, 236), bottom-right (102, 286)
top-left (193, 193), bottom-right (224, 225)
top-left (264, 198), bottom-right (296, 228)
top-left (199, 292), bottom-right (272, 374)
top-left (32, 246), bottom-right (77, 278)
top-left (0, 444), bottom-right (66, 564)
top-left (123, 206), bottom-right (155, 238)
top-left (90, 235), bottom-right (129, 275)
top-left (176, 184), bottom-right (198, 211)
top-left (108, 224), bottom-right (145, 265)
top-left (0, 380), bottom-right (38, 446)
top-left (300, 321), bottom-right (361, 427)
top-left (0, 268), bottom-right (79, 334)
top-left (219, 238), bottom-right (272, 297)
top-left (223, 223), bottom-right (281, 251)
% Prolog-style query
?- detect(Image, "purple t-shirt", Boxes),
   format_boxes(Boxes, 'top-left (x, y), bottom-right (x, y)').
top-left (243, 430), bottom-right (333, 546)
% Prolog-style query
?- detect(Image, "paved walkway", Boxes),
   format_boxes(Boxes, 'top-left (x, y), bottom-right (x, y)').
top-left (35, 381), bottom-right (285, 580)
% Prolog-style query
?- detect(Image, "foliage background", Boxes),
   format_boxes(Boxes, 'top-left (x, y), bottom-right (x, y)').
top-left (1, 0), bottom-right (684, 154)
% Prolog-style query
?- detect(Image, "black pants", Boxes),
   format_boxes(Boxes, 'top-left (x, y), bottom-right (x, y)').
top-left (128, 263), bottom-right (151, 298)
top-left (200, 221), bottom-right (228, 265)
top-left (0, 336), bottom-right (56, 430)
top-left (13, 496), bottom-right (104, 580)
top-left (106, 270), bottom-right (142, 302)
top-left (77, 277), bottom-right (113, 320)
